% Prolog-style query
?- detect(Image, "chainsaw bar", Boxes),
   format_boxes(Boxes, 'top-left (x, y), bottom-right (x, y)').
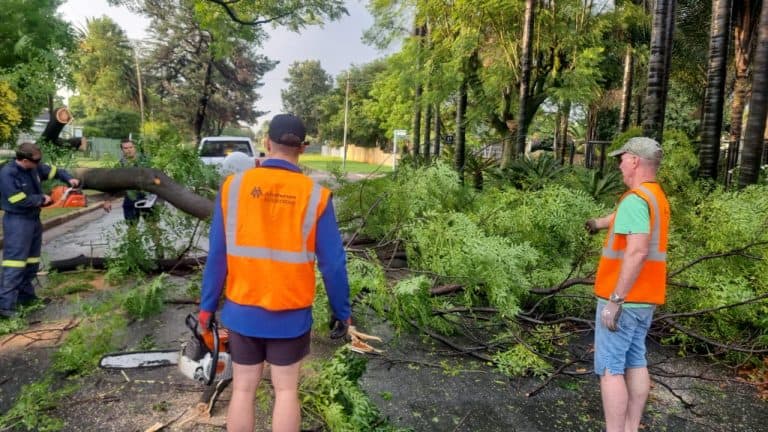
top-left (99, 349), bottom-right (179, 370)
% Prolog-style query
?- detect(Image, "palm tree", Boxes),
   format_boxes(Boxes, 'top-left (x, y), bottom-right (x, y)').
top-left (516, 0), bottom-right (536, 157)
top-left (643, 0), bottom-right (676, 143)
top-left (728, 0), bottom-right (762, 173)
top-left (619, 45), bottom-right (635, 132)
top-left (738, 1), bottom-right (768, 187)
top-left (698, 0), bottom-right (733, 180)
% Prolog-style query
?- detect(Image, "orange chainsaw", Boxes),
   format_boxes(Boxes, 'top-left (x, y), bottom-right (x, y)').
top-left (48, 186), bottom-right (87, 208)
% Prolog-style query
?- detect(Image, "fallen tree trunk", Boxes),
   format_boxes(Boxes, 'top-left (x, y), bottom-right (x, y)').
top-left (73, 167), bottom-right (214, 220)
top-left (48, 254), bottom-right (206, 273)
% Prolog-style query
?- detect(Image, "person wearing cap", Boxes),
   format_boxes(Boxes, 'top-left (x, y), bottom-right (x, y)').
top-left (198, 114), bottom-right (351, 432)
top-left (584, 137), bottom-right (670, 432)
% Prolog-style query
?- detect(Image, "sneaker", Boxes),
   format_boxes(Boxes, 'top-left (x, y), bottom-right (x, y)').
top-left (0, 309), bottom-right (19, 319)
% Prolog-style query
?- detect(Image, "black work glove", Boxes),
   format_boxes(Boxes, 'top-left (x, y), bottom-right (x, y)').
top-left (329, 316), bottom-right (350, 339)
top-left (585, 219), bottom-right (599, 235)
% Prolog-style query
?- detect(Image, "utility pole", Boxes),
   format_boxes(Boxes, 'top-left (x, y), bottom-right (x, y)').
top-left (133, 42), bottom-right (144, 133)
top-left (342, 70), bottom-right (350, 172)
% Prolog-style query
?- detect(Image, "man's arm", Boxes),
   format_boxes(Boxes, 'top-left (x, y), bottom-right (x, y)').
top-left (39, 164), bottom-right (79, 187)
top-left (200, 192), bottom-right (227, 313)
top-left (0, 169), bottom-right (45, 208)
top-left (315, 197), bottom-right (351, 322)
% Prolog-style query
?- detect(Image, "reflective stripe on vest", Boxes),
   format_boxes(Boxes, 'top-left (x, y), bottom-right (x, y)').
top-left (225, 173), bottom-right (322, 264)
top-left (601, 184), bottom-right (667, 262)
top-left (49, 166), bottom-right (58, 180)
top-left (27, 257), bottom-right (40, 264)
top-left (2, 260), bottom-right (26, 268)
top-left (8, 192), bottom-right (26, 204)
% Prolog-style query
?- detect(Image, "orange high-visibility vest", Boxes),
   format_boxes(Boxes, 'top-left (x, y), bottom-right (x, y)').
top-left (594, 182), bottom-right (670, 304)
top-left (220, 167), bottom-right (331, 311)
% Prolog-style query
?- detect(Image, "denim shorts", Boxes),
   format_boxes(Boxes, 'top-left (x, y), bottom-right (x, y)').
top-left (594, 300), bottom-right (655, 376)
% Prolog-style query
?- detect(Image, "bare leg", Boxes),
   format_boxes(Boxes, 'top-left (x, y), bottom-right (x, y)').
top-left (270, 361), bottom-right (302, 432)
top-left (600, 371), bottom-right (628, 432)
top-left (227, 362), bottom-right (264, 432)
top-left (624, 367), bottom-right (650, 432)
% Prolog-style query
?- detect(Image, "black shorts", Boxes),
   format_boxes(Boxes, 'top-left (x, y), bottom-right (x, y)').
top-left (228, 330), bottom-right (311, 366)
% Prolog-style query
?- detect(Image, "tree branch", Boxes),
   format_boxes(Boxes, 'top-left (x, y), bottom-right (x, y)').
top-left (205, 0), bottom-right (295, 26)
top-left (668, 240), bottom-right (768, 278)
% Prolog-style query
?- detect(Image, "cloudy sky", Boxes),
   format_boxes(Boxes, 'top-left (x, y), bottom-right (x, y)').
top-left (58, 0), bottom-right (391, 126)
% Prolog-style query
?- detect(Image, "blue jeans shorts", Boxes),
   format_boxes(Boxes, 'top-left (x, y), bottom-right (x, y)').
top-left (594, 300), bottom-right (655, 376)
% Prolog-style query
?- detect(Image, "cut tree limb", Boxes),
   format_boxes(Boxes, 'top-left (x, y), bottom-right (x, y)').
top-left (73, 167), bottom-right (214, 220)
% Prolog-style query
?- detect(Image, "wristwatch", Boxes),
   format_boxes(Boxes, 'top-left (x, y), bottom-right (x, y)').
top-left (609, 293), bottom-right (625, 304)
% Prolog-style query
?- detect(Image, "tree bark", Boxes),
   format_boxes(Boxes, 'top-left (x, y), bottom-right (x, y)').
top-left (455, 77), bottom-right (468, 182)
top-left (433, 104), bottom-right (441, 157)
top-left (193, 60), bottom-right (214, 145)
top-left (643, 0), bottom-right (675, 143)
top-left (516, 0), bottom-right (536, 156)
top-left (699, 0), bottom-right (733, 180)
top-left (729, 0), bottom-right (760, 162)
top-left (738, 1), bottom-right (768, 187)
top-left (423, 101), bottom-right (432, 163)
top-left (411, 23), bottom-right (427, 160)
top-left (75, 167), bottom-right (214, 220)
top-left (557, 102), bottom-right (571, 165)
top-left (619, 45), bottom-right (635, 133)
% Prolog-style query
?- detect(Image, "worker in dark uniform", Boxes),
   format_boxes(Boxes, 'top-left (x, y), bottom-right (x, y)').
top-left (0, 142), bottom-right (79, 318)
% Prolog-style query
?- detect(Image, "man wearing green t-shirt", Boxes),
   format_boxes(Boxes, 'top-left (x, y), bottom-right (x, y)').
top-left (585, 137), bottom-right (670, 432)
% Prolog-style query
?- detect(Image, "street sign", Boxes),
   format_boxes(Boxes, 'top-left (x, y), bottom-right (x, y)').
top-left (394, 129), bottom-right (408, 137)
top-left (443, 134), bottom-right (454, 144)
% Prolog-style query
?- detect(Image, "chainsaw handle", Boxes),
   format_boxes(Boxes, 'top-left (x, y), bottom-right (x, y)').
top-left (206, 319), bottom-right (219, 386)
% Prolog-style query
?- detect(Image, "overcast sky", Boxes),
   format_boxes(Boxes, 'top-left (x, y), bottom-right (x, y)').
top-left (58, 0), bottom-right (391, 127)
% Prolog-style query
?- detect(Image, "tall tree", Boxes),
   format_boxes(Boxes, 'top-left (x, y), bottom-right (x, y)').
top-left (643, 0), bottom-right (676, 142)
top-left (738, 1), bottom-right (768, 187)
top-left (281, 60), bottom-right (333, 136)
top-left (0, 0), bottom-right (74, 134)
top-left (514, 0), bottom-right (536, 159)
top-left (619, 45), bottom-right (635, 132)
top-left (729, 1), bottom-right (762, 161)
top-left (72, 17), bottom-right (138, 117)
top-left (141, 1), bottom-right (275, 142)
top-left (698, 0), bottom-right (733, 180)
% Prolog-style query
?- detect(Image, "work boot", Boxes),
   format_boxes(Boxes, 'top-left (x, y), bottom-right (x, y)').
top-left (18, 295), bottom-right (51, 307)
top-left (0, 309), bottom-right (19, 319)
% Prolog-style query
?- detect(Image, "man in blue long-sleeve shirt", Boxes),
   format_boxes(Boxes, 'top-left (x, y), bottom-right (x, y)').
top-left (0, 142), bottom-right (79, 318)
top-left (199, 114), bottom-right (351, 431)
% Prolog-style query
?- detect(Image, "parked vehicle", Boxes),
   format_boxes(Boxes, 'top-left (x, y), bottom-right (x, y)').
top-left (198, 136), bottom-right (258, 169)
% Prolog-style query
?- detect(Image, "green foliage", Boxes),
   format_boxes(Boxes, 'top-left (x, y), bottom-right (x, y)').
top-left (470, 185), bottom-right (603, 288)
top-left (382, 275), bottom-right (454, 334)
top-left (406, 212), bottom-right (539, 316)
top-left (52, 313), bottom-right (125, 376)
top-left (105, 223), bottom-right (157, 283)
top-left (493, 344), bottom-right (552, 378)
top-left (487, 155), bottom-right (567, 191)
top-left (300, 350), bottom-right (410, 432)
top-left (567, 167), bottom-right (625, 207)
top-left (657, 129), bottom-right (699, 194)
top-left (0, 376), bottom-right (74, 432)
top-left (0, 313), bottom-right (26, 336)
top-left (334, 162), bottom-right (470, 240)
top-left (42, 270), bottom-right (96, 296)
top-left (122, 275), bottom-right (168, 320)
top-left (0, 0), bottom-right (75, 134)
top-left (82, 109), bottom-right (141, 139)
top-left (72, 17), bottom-right (138, 118)
top-left (281, 60), bottom-right (333, 136)
top-left (0, 79), bottom-right (21, 142)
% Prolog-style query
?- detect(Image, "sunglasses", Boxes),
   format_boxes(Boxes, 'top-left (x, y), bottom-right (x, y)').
top-left (28, 157), bottom-right (42, 164)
